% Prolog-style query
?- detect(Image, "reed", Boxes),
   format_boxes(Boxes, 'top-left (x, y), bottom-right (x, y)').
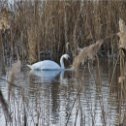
top-left (8, 59), bottom-right (21, 84)
top-left (72, 40), bottom-right (103, 69)
top-left (118, 18), bottom-right (126, 96)
top-left (27, 28), bottom-right (38, 63)
top-left (116, 18), bottom-right (126, 125)
top-left (0, 1), bottom-right (126, 63)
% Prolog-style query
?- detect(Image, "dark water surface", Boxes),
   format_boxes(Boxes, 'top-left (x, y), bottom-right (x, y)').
top-left (0, 60), bottom-right (122, 126)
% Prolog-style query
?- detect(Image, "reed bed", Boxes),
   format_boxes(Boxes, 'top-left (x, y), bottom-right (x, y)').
top-left (0, 1), bottom-right (125, 64)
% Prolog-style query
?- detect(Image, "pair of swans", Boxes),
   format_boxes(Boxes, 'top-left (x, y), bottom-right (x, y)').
top-left (27, 54), bottom-right (70, 70)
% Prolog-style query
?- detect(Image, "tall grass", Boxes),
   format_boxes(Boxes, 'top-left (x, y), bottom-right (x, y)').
top-left (0, 1), bottom-right (126, 64)
top-left (72, 40), bottom-right (103, 69)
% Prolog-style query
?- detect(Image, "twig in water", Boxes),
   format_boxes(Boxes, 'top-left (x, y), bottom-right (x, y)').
top-left (0, 89), bottom-right (12, 122)
top-left (109, 53), bottom-right (119, 86)
top-left (65, 88), bottom-right (82, 126)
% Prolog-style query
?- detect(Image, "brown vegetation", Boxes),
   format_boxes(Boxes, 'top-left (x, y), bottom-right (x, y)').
top-left (72, 40), bottom-right (103, 69)
top-left (8, 60), bottom-right (21, 84)
top-left (0, 1), bottom-right (126, 65)
top-left (1, 1), bottom-right (126, 125)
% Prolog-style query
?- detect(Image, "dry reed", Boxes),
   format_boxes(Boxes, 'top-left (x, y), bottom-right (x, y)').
top-left (0, 8), bottom-right (10, 30)
top-left (27, 28), bottom-right (38, 63)
top-left (0, 1), bottom-right (125, 63)
top-left (8, 60), bottom-right (21, 84)
top-left (72, 40), bottom-right (103, 69)
top-left (117, 18), bottom-right (126, 124)
top-left (118, 18), bottom-right (126, 85)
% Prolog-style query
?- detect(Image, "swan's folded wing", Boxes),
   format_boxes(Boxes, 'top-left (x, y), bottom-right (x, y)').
top-left (32, 60), bottom-right (61, 70)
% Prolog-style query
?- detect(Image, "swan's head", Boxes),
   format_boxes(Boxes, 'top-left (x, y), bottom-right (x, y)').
top-left (60, 54), bottom-right (70, 69)
top-left (62, 54), bottom-right (70, 60)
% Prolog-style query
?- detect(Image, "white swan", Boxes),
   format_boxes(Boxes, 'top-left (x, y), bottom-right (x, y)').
top-left (27, 54), bottom-right (70, 70)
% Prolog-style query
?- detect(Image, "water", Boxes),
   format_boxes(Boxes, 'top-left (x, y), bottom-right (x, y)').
top-left (0, 60), bottom-right (123, 126)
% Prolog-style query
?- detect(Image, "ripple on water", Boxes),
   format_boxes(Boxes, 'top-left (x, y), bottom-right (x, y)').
top-left (0, 63), bottom-right (122, 126)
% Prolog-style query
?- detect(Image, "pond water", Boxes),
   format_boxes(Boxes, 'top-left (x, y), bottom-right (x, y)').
top-left (0, 60), bottom-right (124, 126)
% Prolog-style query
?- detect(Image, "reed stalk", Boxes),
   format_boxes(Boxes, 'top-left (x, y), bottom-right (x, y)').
top-left (117, 18), bottom-right (126, 125)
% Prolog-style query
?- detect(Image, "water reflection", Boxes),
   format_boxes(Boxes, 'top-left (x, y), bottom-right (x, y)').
top-left (29, 70), bottom-right (61, 83)
top-left (0, 61), bottom-right (124, 126)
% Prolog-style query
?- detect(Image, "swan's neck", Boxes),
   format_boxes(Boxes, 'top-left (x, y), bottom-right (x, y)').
top-left (60, 56), bottom-right (65, 69)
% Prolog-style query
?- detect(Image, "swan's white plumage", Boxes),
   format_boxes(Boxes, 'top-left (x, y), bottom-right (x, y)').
top-left (27, 54), bottom-right (69, 70)
top-left (31, 60), bottom-right (60, 70)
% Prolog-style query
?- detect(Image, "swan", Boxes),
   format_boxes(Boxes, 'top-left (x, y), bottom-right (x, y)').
top-left (27, 54), bottom-right (70, 70)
